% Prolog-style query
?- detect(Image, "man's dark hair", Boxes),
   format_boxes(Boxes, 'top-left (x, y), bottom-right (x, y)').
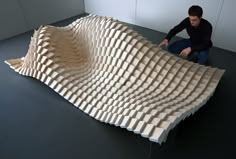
top-left (188, 5), bottom-right (203, 18)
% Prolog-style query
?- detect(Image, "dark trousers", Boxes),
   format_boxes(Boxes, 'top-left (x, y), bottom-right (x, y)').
top-left (168, 39), bottom-right (209, 64)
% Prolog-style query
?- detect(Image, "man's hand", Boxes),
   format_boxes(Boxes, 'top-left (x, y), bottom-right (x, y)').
top-left (158, 39), bottom-right (169, 47)
top-left (180, 47), bottom-right (191, 57)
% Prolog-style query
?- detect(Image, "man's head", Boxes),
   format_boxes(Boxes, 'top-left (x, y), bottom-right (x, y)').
top-left (188, 5), bottom-right (203, 27)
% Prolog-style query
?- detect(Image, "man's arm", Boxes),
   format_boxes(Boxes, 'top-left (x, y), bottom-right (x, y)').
top-left (165, 18), bottom-right (188, 41)
top-left (191, 24), bottom-right (213, 51)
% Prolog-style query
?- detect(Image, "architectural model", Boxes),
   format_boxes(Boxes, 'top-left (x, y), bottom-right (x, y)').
top-left (5, 15), bottom-right (225, 144)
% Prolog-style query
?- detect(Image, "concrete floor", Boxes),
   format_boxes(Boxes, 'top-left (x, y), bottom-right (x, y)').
top-left (0, 14), bottom-right (236, 159)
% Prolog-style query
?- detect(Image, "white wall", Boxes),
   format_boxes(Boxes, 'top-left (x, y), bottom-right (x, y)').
top-left (213, 0), bottom-right (236, 52)
top-left (0, 0), bottom-right (28, 40)
top-left (85, 0), bottom-right (236, 52)
top-left (0, 0), bottom-right (85, 40)
top-left (85, 0), bottom-right (136, 24)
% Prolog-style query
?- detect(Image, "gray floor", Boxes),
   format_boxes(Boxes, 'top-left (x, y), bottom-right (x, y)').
top-left (1, 14), bottom-right (236, 159)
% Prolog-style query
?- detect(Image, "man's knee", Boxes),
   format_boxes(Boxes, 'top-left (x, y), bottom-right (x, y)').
top-left (167, 39), bottom-right (191, 54)
top-left (168, 43), bottom-right (178, 54)
top-left (168, 44), bottom-right (174, 53)
top-left (197, 50), bottom-right (209, 65)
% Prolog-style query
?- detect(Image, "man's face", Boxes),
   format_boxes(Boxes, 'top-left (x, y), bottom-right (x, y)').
top-left (189, 16), bottom-right (201, 27)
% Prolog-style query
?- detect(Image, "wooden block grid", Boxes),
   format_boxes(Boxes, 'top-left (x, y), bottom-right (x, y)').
top-left (5, 15), bottom-right (225, 144)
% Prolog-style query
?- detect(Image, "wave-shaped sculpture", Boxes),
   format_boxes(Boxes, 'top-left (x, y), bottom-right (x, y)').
top-left (5, 15), bottom-right (225, 144)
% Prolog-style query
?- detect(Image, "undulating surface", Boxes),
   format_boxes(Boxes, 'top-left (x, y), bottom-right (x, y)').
top-left (5, 15), bottom-right (224, 144)
top-left (1, 14), bottom-right (235, 159)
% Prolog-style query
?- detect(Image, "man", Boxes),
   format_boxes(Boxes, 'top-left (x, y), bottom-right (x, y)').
top-left (159, 5), bottom-right (213, 65)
